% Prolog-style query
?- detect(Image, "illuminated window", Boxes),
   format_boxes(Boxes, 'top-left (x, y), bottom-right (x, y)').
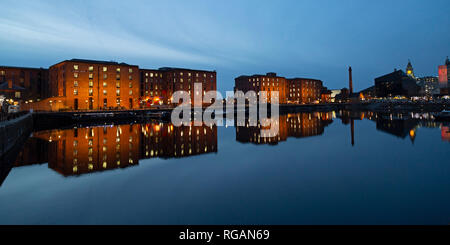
top-left (129, 75), bottom-right (132, 80)
top-left (103, 67), bottom-right (107, 72)
top-left (73, 89), bottom-right (78, 95)
top-left (150, 73), bottom-right (154, 77)
top-left (129, 68), bottom-right (133, 73)
top-left (89, 88), bottom-right (93, 96)
top-left (74, 73), bottom-right (78, 78)
top-left (74, 81), bottom-right (78, 87)
top-left (129, 82), bottom-right (132, 88)
top-left (103, 90), bottom-right (107, 95)
top-left (116, 74), bottom-right (120, 80)
top-left (88, 139), bottom-right (93, 146)
top-left (0, 71), bottom-right (5, 75)
top-left (116, 89), bottom-right (120, 96)
top-left (89, 80), bottom-right (93, 87)
top-left (74, 65), bottom-right (79, 70)
top-left (129, 90), bottom-right (133, 95)
top-left (103, 74), bottom-right (107, 79)
top-left (116, 68), bottom-right (121, 73)
top-left (103, 81), bottom-right (107, 87)
top-left (89, 73), bottom-right (93, 79)
top-left (116, 81), bottom-right (120, 88)
top-left (89, 66), bottom-right (93, 71)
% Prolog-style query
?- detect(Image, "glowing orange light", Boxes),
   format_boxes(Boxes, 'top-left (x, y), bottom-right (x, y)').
top-left (154, 125), bottom-right (160, 132)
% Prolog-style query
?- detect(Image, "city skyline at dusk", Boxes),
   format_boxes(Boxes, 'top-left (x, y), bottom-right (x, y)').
top-left (1, 0), bottom-right (449, 93)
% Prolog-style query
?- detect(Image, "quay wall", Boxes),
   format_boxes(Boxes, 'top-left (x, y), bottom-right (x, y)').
top-left (0, 113), bottom-right (33, 158)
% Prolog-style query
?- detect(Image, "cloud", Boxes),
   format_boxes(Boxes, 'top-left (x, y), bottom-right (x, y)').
top-left (0, 1), bottom-right (224, 65)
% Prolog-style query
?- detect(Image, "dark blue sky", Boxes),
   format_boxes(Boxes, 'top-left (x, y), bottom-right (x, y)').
top-left (1, 0), bottom-right (449, 93)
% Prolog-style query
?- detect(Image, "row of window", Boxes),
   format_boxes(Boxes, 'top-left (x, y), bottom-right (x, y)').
top-left (72, 158), bottom-right (135, 172)
top-left (144, 72), bottom-right (214, 78)
top-left (74, 65), bottom-right (133, 73)
top-left (290, 88), bottom-right (319, 92)
top-left (73, 80), bottom-right (133, 88)
top-left (74, 89), bottom-right (133, 96)
top-left (73, 73), bottom-right (133, 80)
top-left (249, 77), bottom-right (281, 82)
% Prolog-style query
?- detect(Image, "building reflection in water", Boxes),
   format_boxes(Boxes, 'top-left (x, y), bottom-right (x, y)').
top-left (337, 110), bottom-right (448, 145)
top-left (235, 112), bottom-right (334, 145)
top-left (139, 122), bottom-right (218, 159)
top-left (10, 111), bottom-right (448, 179)
top-left (14, 122), bottom-right (218, 177)
top-left (442, 126), bottom-right (450, 142)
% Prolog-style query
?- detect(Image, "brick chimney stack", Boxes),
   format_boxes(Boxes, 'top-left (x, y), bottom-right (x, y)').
top-left (348, 66), bottom-right (353, 94)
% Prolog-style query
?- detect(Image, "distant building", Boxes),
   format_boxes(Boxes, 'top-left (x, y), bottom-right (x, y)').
top-left (287, 78), bottom-right (323, 104)
top-left (158, 67), bottom-right (217, 106)
top-left (234, 73), bottom-right (288, 104)
top-left (320, 88), bottom-right (332, 103)
top-left (359, 85), bottom-right (376, 99)
top-left (335, 88), bottom-right (349, 102)
top-left (329, 89), bottom-right (342, 102)
top-left (139, 69), bottom-right (166, 103)
top-left (406, 60), bottom-right (415, 79)
top-left (438, 56), bottom-right (450, 95)
top-left (374, 69), bottom-right (420, 97)
top-left (140, 68), bottom-right (216, 106)
top-left (234, 72), bottom-right (324, 104)
top-left (417, 76), bottom-right (440, 96)
top-left (0, 80), bottom-right (25, 103)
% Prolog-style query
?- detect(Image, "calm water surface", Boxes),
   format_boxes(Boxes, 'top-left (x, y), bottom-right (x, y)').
top-left (0, 111), bottom-right (449, 224)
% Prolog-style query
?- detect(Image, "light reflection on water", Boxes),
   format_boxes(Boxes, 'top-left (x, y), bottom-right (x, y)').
top-left (0, 111), bottom-right (449, 224)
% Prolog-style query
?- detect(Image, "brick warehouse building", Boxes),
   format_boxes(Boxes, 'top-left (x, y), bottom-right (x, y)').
top-left (0, 66), bottom-right (49, 103)
top-left (7, 58), bottom-right (217, 111)
top-left (234, 72), bottom-right (324, 104)
top-left (287, 78), bottom-right (323, 104)
top-left (140, 67), bottom-right (217, 106)
top-left (234, 73), bottom-right (288, 104)
top-left (48, 59), bottom-right (140, 110)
